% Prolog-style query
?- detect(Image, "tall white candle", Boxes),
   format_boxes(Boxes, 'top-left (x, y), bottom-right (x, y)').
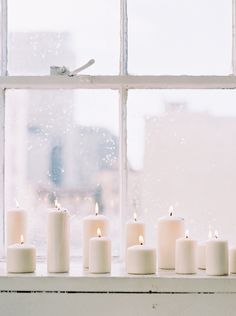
top-left (125, 213), bottom-right (145, 250)
top-left (206, 231), bottom-right (228, 276)
top-left (157, 208), bottom-right (185, 269)
top-left (197, 241), bottom-right (206, 270)
top-left (175, 231), bottom-right (197, 274)
top-left (7, 207), bottom-right (27, 246)
top-left (83, 203), bottom-right (109, 268)
top-left (7, 235), bottom-right (36, 273)
top-left (89, 228), bottom-right (111, 274)
top-left (229, 247), bottom-right (236, 274)
top-left (47, 202), bottom-right (70, 273)
top-left (127, 235), bottom-right (156, 275)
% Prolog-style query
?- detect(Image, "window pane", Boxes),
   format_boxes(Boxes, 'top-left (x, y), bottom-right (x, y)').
top-left (8, 0), bottom-right (120, 75)
top-left (128, 0), bottom-right (232, 74)
top-left (128, 90), bottom-right (236, 245)
top-left (5, 90), bottom-right (119, 256)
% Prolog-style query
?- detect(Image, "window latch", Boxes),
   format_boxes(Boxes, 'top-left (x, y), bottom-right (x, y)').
top-left (50, 59), bottom-right (95, 76)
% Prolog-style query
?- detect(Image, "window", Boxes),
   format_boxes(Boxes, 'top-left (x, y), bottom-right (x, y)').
top-left (0, 0), bottom-right (236, 257)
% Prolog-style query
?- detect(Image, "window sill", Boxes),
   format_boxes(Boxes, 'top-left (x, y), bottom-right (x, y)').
top-left (0, 259), bottom-right (235, 294)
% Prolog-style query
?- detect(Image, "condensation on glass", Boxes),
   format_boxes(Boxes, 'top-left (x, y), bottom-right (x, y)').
top-left (7, 0), bottom-right (120, 75)
top-left (127, 90), bottom-right (236, 245)
top-left (5, 90), bottom-right (119, 256)
top-left (128, 0), bottom-right (232, 75)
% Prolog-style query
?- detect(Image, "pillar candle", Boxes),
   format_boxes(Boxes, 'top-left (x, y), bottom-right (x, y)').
top-left (229, 247), bottom-right (236, 274)
top-left (125, 213), bottom-right (145, 250)
top-left (197, 241), bottom-right (206, 270)
top-left (89, 228), bottom-right (111, 274)
top-left (6, 208), bottom-right (27, 246)
top-left (157, 209), bottom-right (185, 269)
top-left (175, 231), bottom-right (197, 274)
top-left (47, 204), bottom-right (70, 273)
top-left (206, 231), bottom-right (228, 276)
top-left (127, 235), bottom-right (156, 275)
top-left (83, 203), bottom-right (109, 268)
top-left (7, 236), bottom-right (36, 273)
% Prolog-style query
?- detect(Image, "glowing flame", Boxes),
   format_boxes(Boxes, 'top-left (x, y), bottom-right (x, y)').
top-left (214, 230), bottom-right (219, 239)
top-left (95, 203), bottom-right (99, 216)
top-left (139, 235), bottom-right (144, 245)
top-left (169, 206), bottom-right (174, 216)
top-left (133, 212), bottom-right (137, 221)
top-left (20, 235), bottom-right (24, 245)
top-left (185, 230), bottom-right (189, 239)
top-left (15, 199), bottom-right (19, 208)
top-left (208, 230), bottom-right (213, 239)
top-left (97, 227), bottom-right (102, 237)
top-left (54, 199), bottom-right (61, 210)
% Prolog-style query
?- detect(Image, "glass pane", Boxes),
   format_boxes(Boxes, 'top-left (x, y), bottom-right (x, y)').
top-left (8, 0), bottom-right (119, 75)
top-left (127, 90), bottom-right (236, 245)
top-left (128, 0), bottom-right (232, 74)
top-left (5, 90), bottom-right (119, 256)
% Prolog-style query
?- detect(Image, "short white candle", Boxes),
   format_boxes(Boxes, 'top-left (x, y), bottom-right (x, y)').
top-left (125, 213), bottom-right (145, 250)
top-left (83, 203), bottom-right (109, 268)
top-left (206, 230), bottom-right (228, 276)
top-left (229, 247), bottom-right (236, 274)
top-left (127, 235), bottom-right (156, 275)
top-left (175, 231), bottom-right (197, 274)
top-left (89, 228), bottom-right (111, 274)
top-left (7, 235), bottom-right (36, 273)
top-left (157, 208), bottom-right (185, 269)
top-left (7, 207), bottom-right (27, 246)
top-left (47, 201), bottom-right (70, 273)
top-left (197, 241), bottom-right (206, 270)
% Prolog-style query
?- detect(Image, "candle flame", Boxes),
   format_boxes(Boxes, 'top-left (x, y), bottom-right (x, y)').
top-left (54, 199), bottom-right (61, 210)
top-left (15, 199), bottom-right (20, 208)
top-left (214, 230), bottom-right (219, 239)
top-left (97, 227), bottom-right (102, 237)
top-left (208, 230), bottom-right (213, 239)
top-left (133, 212), bottom-right (137, 221)
top-left (185, 230), bottom-right (189, 239)
top-left (95, 202), bottom-right (99, 216)
top-left (139, 235), bottom-right (144, 245)
top-left (20, 235), bottom-right (24, 245)
top-left (169, 206), bottom-right (174, 216)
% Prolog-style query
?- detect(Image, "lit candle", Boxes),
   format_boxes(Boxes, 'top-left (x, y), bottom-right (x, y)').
top-left (127, 235), bottom-right (156, 275)
top-left (89, 228), bottom-right (111, 274)
top-left (206, 230), bottom-right (228, 276)
top-left (175, 230), bottom-right (197, 274)
top-left (125, 212), bottom-right (145, 251)
top-left (7, 235), bottom-right (36, 273)
top-left (157, 207), bottom-right (185, 269)
top-left (229, 247), bottom-right (236, 274)
top-left (47, 200), bottom-right (70, 273)
top-left (83, 203), bottom-right (109, 268)
top-left (6, 201), bottom-right (27, 246)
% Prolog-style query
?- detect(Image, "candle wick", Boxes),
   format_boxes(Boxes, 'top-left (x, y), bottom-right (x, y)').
top-left (170, 212), bottom-right (172, 217)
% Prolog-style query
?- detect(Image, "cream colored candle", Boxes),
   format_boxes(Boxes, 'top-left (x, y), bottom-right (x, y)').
top-left (197, 241), bottom-right (206, 270)
top-left (7, 236), bottom-right (36, 273)
top-left (175, 231), bottom-right (197, 274)
top-left (125, 213), bottom-right (145, 251)
top-left (83, 203), bottom-right (109, 268)
top-left (206, 231), bottom-right (228, 276)
top-left (157, 208), bottom-right (185, 269)
top-left (47, 204), bottom-right (70, 273)
top-left (127, 236), bottom-right (156, 275)
top-left (89, 228), bottom-right (111, 274)
top-left (7, 208), bottom-right (27, 246)
top-left (229, 247), bottom-right (236, 274)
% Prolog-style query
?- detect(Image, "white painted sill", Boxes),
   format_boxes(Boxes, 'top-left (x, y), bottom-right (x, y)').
top-left (0, 259), bottom-right (235, 294)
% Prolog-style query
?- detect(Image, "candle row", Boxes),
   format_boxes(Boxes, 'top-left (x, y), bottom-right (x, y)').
top-left (5, 205), bottom-right (235, 276)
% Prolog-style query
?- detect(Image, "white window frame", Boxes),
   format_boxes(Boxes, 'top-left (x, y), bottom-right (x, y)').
top-left (0, 0), bottom-right (236, 255)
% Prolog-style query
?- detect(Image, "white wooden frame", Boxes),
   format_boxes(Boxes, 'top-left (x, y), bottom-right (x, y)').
top-left (0, 0), bottom-right (236, 255)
